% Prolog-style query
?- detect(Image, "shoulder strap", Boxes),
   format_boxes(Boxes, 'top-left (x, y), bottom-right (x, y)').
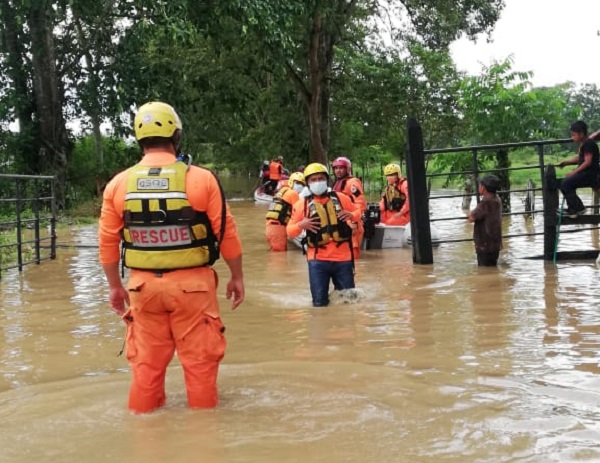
top-left (198, 166), bottom-right (226, 243)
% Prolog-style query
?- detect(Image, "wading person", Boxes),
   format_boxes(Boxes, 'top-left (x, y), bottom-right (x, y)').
top-left (557, 120), bottom-right (600, 218)
top-left (331, 156), bottom-right (366, 258)
top-left (265, 172), bottom-right (305, 251)
top-left (98, 101), bottom-right (245, 414)
top-left (467, 175), bottom-right (502, 267)
top-left (287, 163), bottom-right (360, 307)
top-left (379, 163), bottom-right (410, 226)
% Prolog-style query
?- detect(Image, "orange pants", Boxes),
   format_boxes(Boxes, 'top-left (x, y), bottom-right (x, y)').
top-left (380, 210), bottom-right (409, 226)
top-left (124, 267), bottom-right (226, 413)
top-left (265, 221), bottom-right (287, 251)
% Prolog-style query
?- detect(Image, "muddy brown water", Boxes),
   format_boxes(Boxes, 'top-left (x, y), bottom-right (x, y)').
top-left (2, 189), bottom-right (600, 463)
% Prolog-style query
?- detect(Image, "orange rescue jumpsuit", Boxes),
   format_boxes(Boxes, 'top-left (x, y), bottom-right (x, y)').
top-left (287, 192), bottom-right (361, 262)
top-left (379, 177), bottom-right (410, 226)
top-left (332, 176), bottom-right (367, 258)
top-left (265, 186), bottom-right (300, 251)
top-left (266, 160), bottom-right (283, 194)
top-left (98, 151), bottom-right (242, 413)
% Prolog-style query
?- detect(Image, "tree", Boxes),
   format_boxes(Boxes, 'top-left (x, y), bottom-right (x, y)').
top-left (234, 0), bottom-right (505, 163)
top-left (0, 0), bottom-right (508, 204)
top-left (456, 59), bottom-right (576, 211)
top-left (331, 43), bottom-right (463, 167)
top-left (567, 83), bottom-right (600, 132)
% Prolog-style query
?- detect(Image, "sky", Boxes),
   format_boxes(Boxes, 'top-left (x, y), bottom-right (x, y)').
top-left (449, 0), bottom-right (600, 88)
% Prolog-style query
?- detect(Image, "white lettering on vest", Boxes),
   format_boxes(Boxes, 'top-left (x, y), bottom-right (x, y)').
top-left (137, 178), bottom-right (169, 190)
top-left (129, 225), bottom-right (192, 247)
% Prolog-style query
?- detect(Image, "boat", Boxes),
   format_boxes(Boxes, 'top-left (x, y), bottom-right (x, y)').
top-left (288, 231), bottom-right (306, 251)
top-left (362, 223), bottom-right (441, 250)
top-left (254, 177), bottom-right (290, 205)
top-left (254, 185), bottom-right (274, 204)
top-left (362, 224), bottom-right (408, 249)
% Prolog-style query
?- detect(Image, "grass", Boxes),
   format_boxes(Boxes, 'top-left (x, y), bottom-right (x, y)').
top-left (65, 198), bottom-right (102, 221)
top-left (426, 148), bottom-right (574, 190)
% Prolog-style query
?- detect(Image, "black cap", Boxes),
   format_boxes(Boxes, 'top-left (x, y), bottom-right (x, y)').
top-left (479, 174), bottom-right (501, 193)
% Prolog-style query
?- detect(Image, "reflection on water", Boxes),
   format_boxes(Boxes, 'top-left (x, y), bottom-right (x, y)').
top-left (2, 192), bottom-right (600, 463)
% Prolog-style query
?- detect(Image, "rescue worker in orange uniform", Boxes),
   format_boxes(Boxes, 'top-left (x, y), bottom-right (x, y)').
top-left (287, 163), bottom-right (360, 307)
top-left (331, 156), bottom-right (367, 258)
top-left (98, 102), bottom-right (245, 414)
top-left (265, 172), bottom-right (306, 251)
top-left (379, 163), bottom-right (410, 226)
top-left (266, 156), bottom-right (284, 195)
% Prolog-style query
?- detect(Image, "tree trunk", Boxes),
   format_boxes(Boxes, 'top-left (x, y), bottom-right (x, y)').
top-left (319, 35), bottom-right (332, 161)
top-left (28, 2), bottom-right (71, 209)
top-left (306, 7), bottom-right (338, 165)
top-left (0, 0), bottom-right (38, 171)
top-left (73, 11), bottom-right (104, 170)
top-left (307, 11), bottom-right (326, 164)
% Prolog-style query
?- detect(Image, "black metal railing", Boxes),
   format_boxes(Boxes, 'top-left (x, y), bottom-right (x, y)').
top-left (405, 118), bottom-right (597, 263)
top-left (0, 174), bottom-right (57, 278)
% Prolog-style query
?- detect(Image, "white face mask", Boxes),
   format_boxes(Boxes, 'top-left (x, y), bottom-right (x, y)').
top-left (293, 183), bottom-right (305, 193)
top-left (309, 180), bottom-right (328, 196)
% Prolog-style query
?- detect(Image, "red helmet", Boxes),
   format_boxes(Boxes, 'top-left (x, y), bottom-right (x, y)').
top-left (332, 156), bottom-right (351, 171)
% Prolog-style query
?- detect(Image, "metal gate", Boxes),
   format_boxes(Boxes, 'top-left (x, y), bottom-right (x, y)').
top-left (0, 174), bottom-right (57, 278)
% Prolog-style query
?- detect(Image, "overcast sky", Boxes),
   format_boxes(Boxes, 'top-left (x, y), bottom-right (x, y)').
top-left (449, 0), bottom-right (600, 87)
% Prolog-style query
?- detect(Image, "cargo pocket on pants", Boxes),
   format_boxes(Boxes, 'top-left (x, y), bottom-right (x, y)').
top-left (122, 310), bottom-right (138, 361)
top-left (201, 315), bottom-right (226, 362)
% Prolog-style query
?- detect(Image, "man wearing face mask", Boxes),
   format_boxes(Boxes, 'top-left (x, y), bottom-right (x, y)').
top-left (287, 163), bottom-right (361, 307)
top-left (265, 172), bottom-right (306, 251)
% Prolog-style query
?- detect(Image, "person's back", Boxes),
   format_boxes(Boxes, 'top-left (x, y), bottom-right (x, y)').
top-left (260, 161), bottom-right (270, 184)
top-left (265, 172), bottom-right (305, 251)
top-left (468, 175), bottom-right (502, 267)
top-left (269, 159), bottom-right (283, 181)
top-left (265, 158), bottom-right (283, 194)
top-left (98, 101), bottom-right (245, 414)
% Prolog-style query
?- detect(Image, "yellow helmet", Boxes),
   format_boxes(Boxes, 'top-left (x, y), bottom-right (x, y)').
top-left (303, 163), bottom-right (329, 179)
top-left (134, 102), bottom-right (182, 141)
top-left (288, 172), bottom-right (305, 188)
top-left (384, 163), bottom-right (402, 176)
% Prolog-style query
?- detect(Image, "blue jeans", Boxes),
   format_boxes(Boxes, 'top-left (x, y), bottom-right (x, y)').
top-left (307, 260), bottom-right (355, 307)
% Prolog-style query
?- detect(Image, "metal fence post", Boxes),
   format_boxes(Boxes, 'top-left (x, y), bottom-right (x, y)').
top-left (543, 165), bottom-right (559, 260)
top-left (406, 118), bottom-right (433, 264)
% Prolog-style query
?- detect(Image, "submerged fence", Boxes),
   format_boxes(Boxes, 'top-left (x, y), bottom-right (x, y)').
top-left (0, 174), bottom-right (57, 278)
top-left (406, 118), bottom-right (599, 264)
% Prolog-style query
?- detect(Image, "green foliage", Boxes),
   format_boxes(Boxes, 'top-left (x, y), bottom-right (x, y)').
top-left (67, 136), bottom-right (139, 206)
top-left (567, 83), bottom-right (600, 131)
top-left (430, 58), bottom-right (579, 186)
top-left (2, 0), bottom-right (598, 210)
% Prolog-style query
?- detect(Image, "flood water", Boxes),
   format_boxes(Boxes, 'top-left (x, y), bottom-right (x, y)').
top-left (2, 184), bottom-right (600, 463)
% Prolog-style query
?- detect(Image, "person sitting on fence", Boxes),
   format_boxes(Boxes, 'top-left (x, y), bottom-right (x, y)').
top-left (379, 163), bottom-right (410, 226)
top-left (557, 120), bottom-right (600, 218)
